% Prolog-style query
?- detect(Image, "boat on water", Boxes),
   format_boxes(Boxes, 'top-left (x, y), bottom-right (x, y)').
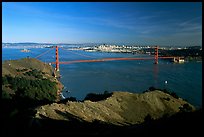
top-left (21, 49), bottom-right (30, 52)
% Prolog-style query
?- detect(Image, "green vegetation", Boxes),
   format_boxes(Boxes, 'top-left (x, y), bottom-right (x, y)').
top-left (140, 47), bottom-right (202, 61)
top-left (2, 68), bottom-right (59, 132)
top-left (23, 68), bottom-right (44, 79)
top-left (162, 89), bottom-right (179, 99)
top-left (149, 86), bottom-right (156, 91)
top-left (2, 69), bottom-right (57, 102)
top-left (141, 48), bottom-right (202, 57)
top-left (1, 58), bottom-right (64, 136)
top-left (83, 91), bottom-right (113, 102)
top-left (2, 68), bottom-right (57, 105)
top-left (2, 89), bottom-right (12, 99)
top-left (16, 68), bottom-right (28, 72)
top-left (160, 49), bottom-right (202, 58)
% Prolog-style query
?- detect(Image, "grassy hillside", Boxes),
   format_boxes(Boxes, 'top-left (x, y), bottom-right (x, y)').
top-left (2, 58), bottom-right (56, 77)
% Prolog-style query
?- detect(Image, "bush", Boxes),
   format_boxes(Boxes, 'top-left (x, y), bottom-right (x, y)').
top-left (144, 114), bottom-right (153, 122)
top-left (2, 76), bottom-right (9, 85)
top-left (149, 86), bottom-right (156, 91)
top-left (179, 104), bottom-right (193, 112)
top-left (142, 90), bottom-right (149, 93)
top-left (163, 97), bottom-right (170, 101)
top-left (170, 92), bottom-right (179, 99)
top-left (84, 91), bottom-right (113, 102)
top-left (162, 89), bottom-right (170, 94)
top-left (161, 89), bottom-right (180, 99)
top-left (67, 97), bottom-right (77, 102)
top-left (2, 74), bottom-right (57, 102)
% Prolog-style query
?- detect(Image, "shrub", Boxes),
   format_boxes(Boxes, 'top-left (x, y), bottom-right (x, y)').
top-left (142, 90), bottom-right (149, 93)
top-left (162, 89), bottom-right (170, 94)
top-left (170, 92), bottom-right (179, 99)
top-left (149, 86), bottom-right (156, 91)
top-left (179, 104), bottom-right (193, 112)
top-left (2, 73), bottom-right (57, 102)
top-left (84, 91), bottom-right (113, 102)
top-left (2, 76), bottom-right (9, 85)
top-left (144, 114), bottom-right (153, 122)
top-left (161, 89), bottom-right (180, 99)
top-left (163, 97), bottom-right (170, 101)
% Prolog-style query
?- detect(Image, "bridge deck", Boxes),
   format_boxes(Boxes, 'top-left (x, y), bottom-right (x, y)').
top-left (51, 56), bottom-right (176, 65)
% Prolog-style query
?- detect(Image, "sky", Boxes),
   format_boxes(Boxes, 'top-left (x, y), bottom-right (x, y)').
top-left (2, 2), bottom-right (202, 46)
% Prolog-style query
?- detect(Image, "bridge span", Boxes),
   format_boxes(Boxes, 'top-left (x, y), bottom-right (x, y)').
top-left (51, 56), bottom-right (176, 65)
top-left (35, 46), bottom-right (179, 72)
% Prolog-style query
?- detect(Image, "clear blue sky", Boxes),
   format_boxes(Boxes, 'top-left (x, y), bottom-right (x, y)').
top-left (2, 2), bottom-right (202, 46)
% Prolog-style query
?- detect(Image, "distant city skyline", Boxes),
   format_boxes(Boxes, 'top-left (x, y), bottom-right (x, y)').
top-left (2, 2), bottom-right (202, 46)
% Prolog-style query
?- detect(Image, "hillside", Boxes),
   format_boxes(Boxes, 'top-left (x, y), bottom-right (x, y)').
top-left (2, 58), bottom-right (63, 119)
top-left (2, 58), bottom-right (55, 77)
top-left (1, 58), bottom-right (66, 136)
top-left (2, 58), bottom-right (63, 96)
top-left (35, 90), bottom-right (195, 126)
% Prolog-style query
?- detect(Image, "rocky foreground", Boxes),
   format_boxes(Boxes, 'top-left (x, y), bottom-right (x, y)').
top-left (35, 90), bottom-right (195, 126)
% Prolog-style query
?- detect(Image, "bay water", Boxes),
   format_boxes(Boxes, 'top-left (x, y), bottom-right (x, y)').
top-left (2, 47), bottom-right (202, 108)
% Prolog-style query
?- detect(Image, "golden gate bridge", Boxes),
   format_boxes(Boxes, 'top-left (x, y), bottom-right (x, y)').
top-left (35, 46), bottom-right (179, 72)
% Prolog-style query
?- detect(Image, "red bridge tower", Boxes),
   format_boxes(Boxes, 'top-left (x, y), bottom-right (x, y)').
top-left (154, 46), bottom-right (159, 64)
top-left (55, 46), bottom-right (59, 71)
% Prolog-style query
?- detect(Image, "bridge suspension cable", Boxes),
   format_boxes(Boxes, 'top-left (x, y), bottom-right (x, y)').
top-left (61, 47), bottom-right (96, 59)
top-left (61, 47), bottom-right (147, 59)
top-left (35, 48), bottom-right (54, 59)
top-left (49, 46), bottom-right (177, 66)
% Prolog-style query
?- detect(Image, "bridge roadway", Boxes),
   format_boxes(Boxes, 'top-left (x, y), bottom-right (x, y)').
top-left (51, 56), bottom-right (175, 65)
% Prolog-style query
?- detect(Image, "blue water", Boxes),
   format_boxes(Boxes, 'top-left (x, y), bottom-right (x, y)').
top-left (2, 48), bottom-right (202, 108)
